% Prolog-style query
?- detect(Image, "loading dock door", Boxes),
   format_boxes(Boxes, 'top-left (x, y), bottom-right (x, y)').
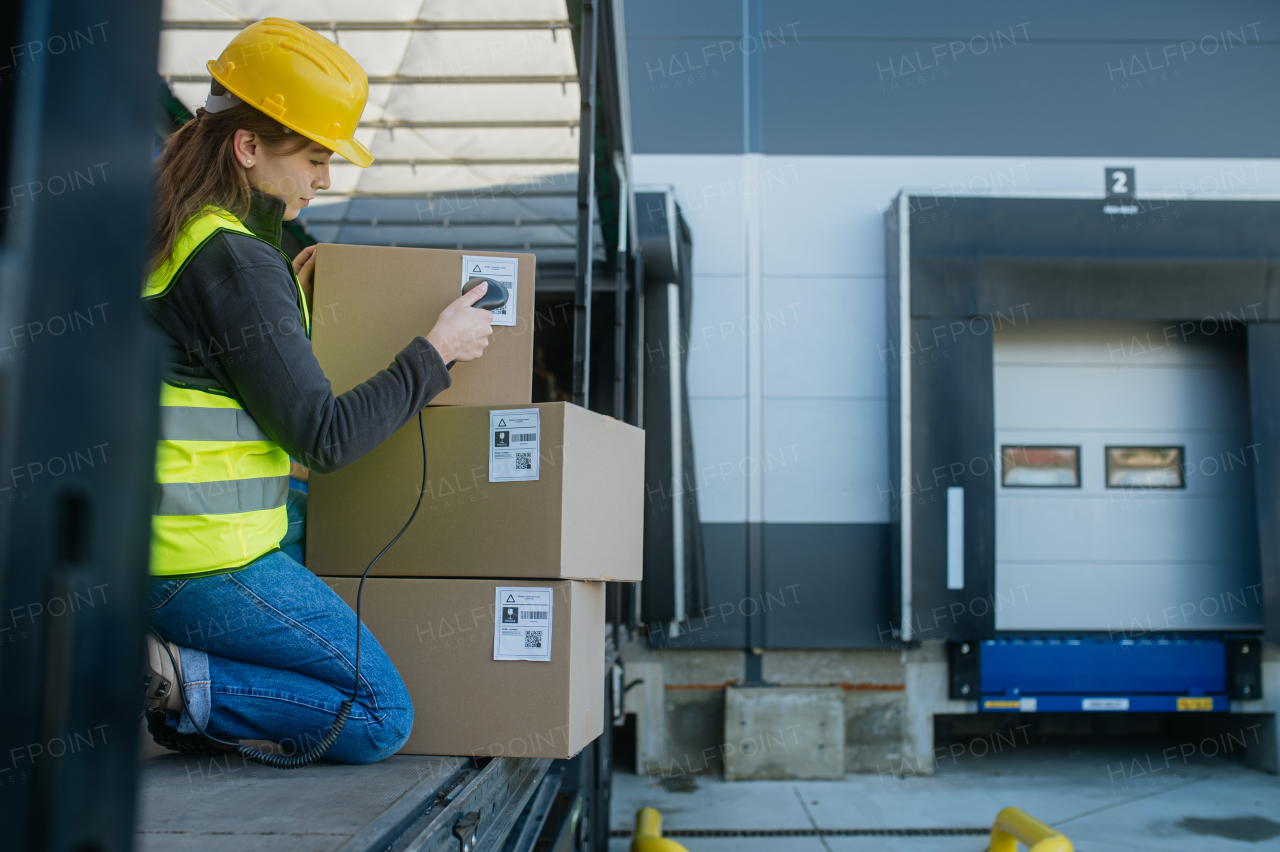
top-left (994, 319), bottom-right (1262, 632)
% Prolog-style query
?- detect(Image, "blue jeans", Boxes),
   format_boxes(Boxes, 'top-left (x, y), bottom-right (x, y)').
top-left (281, 486), bottom-right (306, 564)
top-left (147, 491), bottom-right (412, 764)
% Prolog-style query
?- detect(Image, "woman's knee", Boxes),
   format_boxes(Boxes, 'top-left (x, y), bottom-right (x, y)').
top-left (360, 669), bottom-right (414, 762)
top-left (332, 695), bottom-right (412, 764)
top-left (373, 703), bottom-right (414, 761)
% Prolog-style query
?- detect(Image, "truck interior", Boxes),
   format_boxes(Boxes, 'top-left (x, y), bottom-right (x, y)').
top-left (0, 2), bottom-right (691, 850)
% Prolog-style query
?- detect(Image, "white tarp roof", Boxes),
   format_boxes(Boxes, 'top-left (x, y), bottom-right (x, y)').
top-left (159, 0), bottom-right (593, 265)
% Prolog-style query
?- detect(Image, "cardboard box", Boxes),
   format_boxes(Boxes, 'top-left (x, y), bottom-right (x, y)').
top-left (311, 244), bottom-right (535, 406)
top-left (308, 402), bottom-right (644, 581)
top-left (325, 577), bottom-right (604, 758)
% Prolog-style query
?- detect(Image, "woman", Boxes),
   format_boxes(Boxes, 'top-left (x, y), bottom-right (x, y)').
top-left (141, 18), bottom-right (493, 763)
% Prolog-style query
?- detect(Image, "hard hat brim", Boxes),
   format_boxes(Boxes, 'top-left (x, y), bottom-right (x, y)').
top-left (312, 134), bottom-right (374, 169)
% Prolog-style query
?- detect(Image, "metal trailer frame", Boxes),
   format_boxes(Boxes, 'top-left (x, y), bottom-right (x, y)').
top-left (0, 1), bottom-right (165, 850)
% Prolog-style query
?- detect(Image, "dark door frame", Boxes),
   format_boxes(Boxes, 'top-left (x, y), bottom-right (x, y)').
top-left (885, 193), bottom-right (1280, 643)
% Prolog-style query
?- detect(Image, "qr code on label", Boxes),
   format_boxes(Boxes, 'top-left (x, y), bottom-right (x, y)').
top-left (516, 452), bottom-right (531, 470)
top-left (524, 630), bottom-right (543, 648)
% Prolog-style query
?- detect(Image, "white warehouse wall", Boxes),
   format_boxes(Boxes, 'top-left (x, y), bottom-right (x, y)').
top-left (631, 154), bottom-right (1280, 527)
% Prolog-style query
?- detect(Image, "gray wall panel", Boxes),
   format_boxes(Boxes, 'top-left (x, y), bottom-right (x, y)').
top-left (627, 1), bottom-right (1280, 156)
top-left (763, 40), bottom-right (1280, 157)
top-left (651, 522), bottom-right (748, 649)
top-left (625, 0), bottom-right (742, 38)
top-left (651, 522), bottom-right (892, 649)
top-left (761, 523), bottom-right (892, 648)
top-left (762, 398), bottom-right (889, 523)
top-left (688, 398), bottom-right (748, 523)
top-left (626, 37), bottom-right (745, 153)
top-left (760, 0), bottom-right (1274, 40)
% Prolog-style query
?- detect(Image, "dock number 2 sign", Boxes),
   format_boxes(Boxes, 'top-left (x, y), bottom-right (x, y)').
top-left (1106, 167), bottom-right (1135, 200)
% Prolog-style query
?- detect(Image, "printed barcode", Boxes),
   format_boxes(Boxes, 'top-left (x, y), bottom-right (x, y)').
top-left (520, 610), bottom-right (547, 620)
top-left (515, 452), bottom-right (531, 470)
top-left (524, 630), bottom-right (543, 648)
top-left (513, 432), bottom-right (537, 442)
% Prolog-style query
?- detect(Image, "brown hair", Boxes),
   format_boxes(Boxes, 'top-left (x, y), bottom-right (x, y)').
top-left (149, 82), bottom-right (310, 274)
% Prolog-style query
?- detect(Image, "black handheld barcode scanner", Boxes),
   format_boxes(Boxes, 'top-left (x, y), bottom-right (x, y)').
top-left (446, 277), bottom-right (509, 370)
top-left (463, 276), bottom-right (509, 311)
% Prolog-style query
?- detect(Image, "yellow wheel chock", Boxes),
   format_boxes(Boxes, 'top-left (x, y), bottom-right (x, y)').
top-left (990, 806), bottom-right (1073, 852)
top-left (631, 807), bottom-right (690, 852)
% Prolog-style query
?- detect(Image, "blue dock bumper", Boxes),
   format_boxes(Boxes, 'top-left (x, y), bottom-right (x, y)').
top-left (979, 637), bottom-right (1228, 712)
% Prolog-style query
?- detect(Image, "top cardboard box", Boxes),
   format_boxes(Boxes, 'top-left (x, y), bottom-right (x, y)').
top-left (312, 244), bottom-right (534, 406)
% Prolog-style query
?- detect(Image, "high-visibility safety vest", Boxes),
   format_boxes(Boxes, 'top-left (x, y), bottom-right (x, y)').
top-left (143, 207), bottom-right (311, 577)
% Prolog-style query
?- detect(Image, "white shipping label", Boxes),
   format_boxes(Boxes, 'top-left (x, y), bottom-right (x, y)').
top-left (461, 255), bottom-right (518, 327)
top-left (494, 587), bottom-right (553, 661)
top-left (489, 408), bottom-right (540, 482)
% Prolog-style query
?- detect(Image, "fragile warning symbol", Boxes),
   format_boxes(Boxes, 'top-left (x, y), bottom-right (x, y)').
top-left (473, 264), bottom-right (482, 272)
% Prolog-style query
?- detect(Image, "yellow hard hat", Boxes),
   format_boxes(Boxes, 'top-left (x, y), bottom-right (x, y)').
top-left (207, 18), bottom-right (373, 167)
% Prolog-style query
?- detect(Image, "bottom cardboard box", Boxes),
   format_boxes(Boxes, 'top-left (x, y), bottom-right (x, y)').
top-left (325, 576), bottom-right (604, 759)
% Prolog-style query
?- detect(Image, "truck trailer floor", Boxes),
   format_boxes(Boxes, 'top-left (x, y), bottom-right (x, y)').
top-left (135, 750), bottom-right (550, 852)
top-left (608, 743), bottom-right (1280, 852)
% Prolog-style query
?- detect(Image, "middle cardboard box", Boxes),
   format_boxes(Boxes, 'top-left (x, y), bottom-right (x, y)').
top-left (307, 402), bottom-right (644, 581)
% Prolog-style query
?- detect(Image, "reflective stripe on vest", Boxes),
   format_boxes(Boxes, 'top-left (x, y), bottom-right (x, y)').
top-left (154, 476), bottom-right (288, 516)
top-left (146, 208), bottom-right (308, 577)
top-left (151, 382), bottom-right (290, 577)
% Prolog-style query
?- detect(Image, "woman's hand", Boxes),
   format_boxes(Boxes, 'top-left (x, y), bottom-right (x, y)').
top-left (427, 283), bottom-right (494, 364)
top-left (292, 244), bottom-right (318, 307)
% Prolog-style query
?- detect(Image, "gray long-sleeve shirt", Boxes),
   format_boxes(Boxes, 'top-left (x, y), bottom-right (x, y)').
top-left (146, 191), bottom-right (450, 473)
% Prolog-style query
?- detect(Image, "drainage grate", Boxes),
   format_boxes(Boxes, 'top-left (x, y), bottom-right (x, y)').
top-left (609, 827), bottom-right (989, 838)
